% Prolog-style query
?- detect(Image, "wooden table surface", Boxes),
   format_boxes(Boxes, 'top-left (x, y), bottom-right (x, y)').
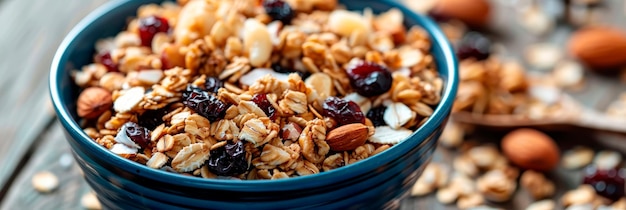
top-left (0, 0), bottom-right (625, 209)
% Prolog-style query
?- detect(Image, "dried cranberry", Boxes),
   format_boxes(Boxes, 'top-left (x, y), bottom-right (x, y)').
top-left (251, 94), bottom-right (277, 120)
top-left (95, 52), bottom-right (118, 72)
top-left (583, 166), bottom-right (626, 201)
top-left (138, 108), bottom-right (168, 130)
top-left (263, 0), bottom-right (295, 24)
top-left (271, 63), bottom-right (310, 80)
top-left (123, 122), bottom-right (151, 149)
top-left (204, 77), bottom-right (223, 93)
top-left (456, 32), bottom-right (491, 61)
top-left (182, 85), bottom-right (229, 121)
top-left (367, 106), bottom-right (387, 127)
top-left (138, 15), bottom-right (170, 47)
top-left (207, 141), bottom-right (248, 176)
top-left (321, 97), bottom-right (365, 125)
top-left (346, 61), bottom-right (393, 97)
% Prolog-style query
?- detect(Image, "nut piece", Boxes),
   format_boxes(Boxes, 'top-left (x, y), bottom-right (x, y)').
top-left (431, 0), bottom-right (491, 27)
top-left (113, 87), bottom-right (145, 113)
top-left (561, 185), bottom-right (597, 207)
top-left (476, 170), bottom-right (517, 202)
top-left (501, 129), bottom-right (560, 171)
top-left (326, 123), bottom-right (369, 151)
top-left (520, 170), bottom-right (555, 200)
top-left (562, 146), bottom-right (594, 169)
top-left (525, 200), bottom-right (556, 210)
top-left (593, 150), bottom-right (622, 170)
top-left (243, 19), bottom-right (272, 67)
top-left (305, 73), bottom-right (334, 98)
top-left (411, 163), bottom-right (449, 196)
top-left (77, 87), bottom-right (113, 119)
top-left (81, 192), bottom-right (102, 210)
top-left (32, 171), bottom-right (59, 193)
top-left (568, 26), bottom-right (626, 71)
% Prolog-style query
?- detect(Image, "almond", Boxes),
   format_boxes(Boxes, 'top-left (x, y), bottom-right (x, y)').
top-left (325, 123), bottom-right (369, 151)
top-left (430, 0), bottom-right (491, 28)
top-left (568, 26), bottom-right (626, 71)
top-left (501, 129), bottom-right (560, 171)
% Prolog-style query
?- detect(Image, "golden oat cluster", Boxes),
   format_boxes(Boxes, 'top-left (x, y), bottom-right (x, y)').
top-left (71, 0), bottom-right (444, 180)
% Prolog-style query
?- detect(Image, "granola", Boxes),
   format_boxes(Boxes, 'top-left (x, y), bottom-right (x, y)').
top-left (72, 0), bottom-right (443, 180)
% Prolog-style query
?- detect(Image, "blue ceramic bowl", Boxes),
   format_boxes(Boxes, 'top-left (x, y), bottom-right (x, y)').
top-left (49, 0), bottom-right (458, 209)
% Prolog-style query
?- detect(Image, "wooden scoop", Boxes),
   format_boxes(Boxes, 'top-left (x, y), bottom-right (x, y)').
top-left (452, 92), bottom-right (626, 133)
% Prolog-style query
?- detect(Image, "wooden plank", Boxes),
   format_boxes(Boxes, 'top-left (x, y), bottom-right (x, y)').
top-left (0, 0), bottom-right (106, 197)
top-left (0, 122), bottom-right (91, 210)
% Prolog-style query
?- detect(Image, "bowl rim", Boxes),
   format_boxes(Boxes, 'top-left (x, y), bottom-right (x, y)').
top-left (49, 0), bottom-right (458, 190)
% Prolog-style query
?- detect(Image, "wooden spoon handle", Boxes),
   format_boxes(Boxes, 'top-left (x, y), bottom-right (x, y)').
top-left (574, 109), bottom-right (626, 133)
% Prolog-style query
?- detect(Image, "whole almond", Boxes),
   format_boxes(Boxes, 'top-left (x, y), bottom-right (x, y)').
top-left (568, 26), bottom-right (626, 71)
top-left (326, 123), bottom-right (369, 151)
top-left (501, 129), bottom-right (560, 171)
top-left (430, 0), bottom-right (491, 28)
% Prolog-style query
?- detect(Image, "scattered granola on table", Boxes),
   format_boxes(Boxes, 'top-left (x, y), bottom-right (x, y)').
top-left (72, 0), bottom-right (444, 180)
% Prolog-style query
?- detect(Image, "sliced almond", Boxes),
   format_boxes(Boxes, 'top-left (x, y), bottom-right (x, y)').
top-left (384, 102), bottom-right (415, 129)
top-left (305, 73), bottom-right (334, 98)
top-left (113, 87), bottom-right (145, 113)
top-left (239, 68), bottom-right (290, 86)
top-left (368, 126), bottom-right (413, 144)
top-left (243, 19), bottom-right (272, 67)
top-left (343, 92), bottom-right (372, 114)
top-left (136, 69), bottom-right (164, 85)
top-left (171, 143), bottom-right (211, 172)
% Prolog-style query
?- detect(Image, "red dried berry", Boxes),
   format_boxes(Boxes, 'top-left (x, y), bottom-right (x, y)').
top-left (207, 141), bottom-right (248, 176)
top-left (123, 122), bottom-right (151, 149)
top-left (321, 97), bottom-right (365, 126)
top-left (95, 52), bottom-right (118, 72)
top-left (346, 61), bottom-right (393, 97)
top-left (366, 106), bottom-right (387, 127)
top-left (138, 15), bottom-right (170, 47)
top-left (182, 85), bottom-right (229, 121)
top-left (583, 166), bottom-right (626, 201)
top-left (251, 94), bottom-right (277, 120)
top-left (263, 0), bottom-right (295, 24)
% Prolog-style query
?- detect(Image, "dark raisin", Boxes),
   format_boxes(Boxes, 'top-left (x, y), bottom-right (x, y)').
top-left (367, 106), bottom-right (387, 127)
top-left (182, 85), bottom-right (229, 121)
top-left (95, 52), bottom-right (118, 72)
top-left (251, 94), bottom-right (277, 120)
top-left (207, 141), bottom-right (248, 176)
top-left (271, 63), bottom-right (311, 80)
top-left (123, 122), bottom-right (151, 149)
top-left (138, 15), bottom-right (170, 47)
top-left (583, 166), bottom-right (626, 201)
top-left (138, 108), bottom-right (168, 130)
top-left (346, 61), bottom-right (393, 97)
top-left (263, 0), bottom-right (295, 24)
top-left (204, 77), bottom-right (223, 93)
top-left (321, 97), bottom-right (365, 126)
top-left (456, 32), bottom-right (491, 61)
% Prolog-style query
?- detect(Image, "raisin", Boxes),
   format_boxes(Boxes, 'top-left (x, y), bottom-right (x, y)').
top-left (182, 85), bottom-right (228, 121)
top-left (321, 97), bottom-right (365, 126)
top-left (263, 0), bottom-right (295, 24)
top-left (123, 122), bottom-right (151, 149)
top-left (206, 141), bottom-right (248, 176)
top-left (346, 61), bottom-right (393, 97)
top-left (367, 106), bottom-right (387, 127)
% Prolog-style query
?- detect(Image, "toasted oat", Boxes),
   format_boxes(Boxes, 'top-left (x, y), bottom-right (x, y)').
top-left (171, 143), bottom-right (210, 172)
top-left (147, 152), bottom-right (169, 169)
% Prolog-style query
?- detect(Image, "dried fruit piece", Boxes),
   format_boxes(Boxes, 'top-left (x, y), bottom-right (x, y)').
top-left (251, 94), bottom-right (277, 120)
top-left (32, 171), bottom-right (59, 193)
top-left (182, 85), bottom-right (229, 121)
top-left (368, 126), bottom-right (412, 144)
top-left (501, 129), bottom-right (560, 171)
top-left (583, 166), bottom-right (626, 201)
top-left (321, 97), bottom-right (365, 125)
top-left (95, 52), bottom-right (118, 72)
top-left (123, 122), bottom-right (151, 149)
top-left (138, 108), bottom-right (168, 130)
top-left (346, 61), bottom-right (393, 97)
top-left (456, 32), bottom-right (491, 61)
top-left (171, 143), bottom-right (210, 172)
top-left (138, 15), bottom-right (170, 47)
top-left (207, 141), bottom-right (248, 176)
top-left (325, 123), bottom-right (369, 151)
top-left (263, 0), bottom-right (295, 24)
top-left (366, 105), bottom-right (387, 127)
top-left (77, 87), bottom-right (113, 119)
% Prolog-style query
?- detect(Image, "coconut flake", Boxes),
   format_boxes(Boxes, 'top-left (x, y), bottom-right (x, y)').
top-left (110, 143), bottom-right (138, 154)
top-left (239, 68), bottom-right (290, 86)
top-left (369, 126), bottom-right (413, 144)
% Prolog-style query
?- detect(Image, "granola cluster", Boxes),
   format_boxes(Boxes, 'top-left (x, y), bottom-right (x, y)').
top-left (72, 0), bottom-right (443, 180)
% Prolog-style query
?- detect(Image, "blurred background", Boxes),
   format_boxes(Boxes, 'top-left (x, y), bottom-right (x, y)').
top-left (1, 0), bottom-right (626, 209)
